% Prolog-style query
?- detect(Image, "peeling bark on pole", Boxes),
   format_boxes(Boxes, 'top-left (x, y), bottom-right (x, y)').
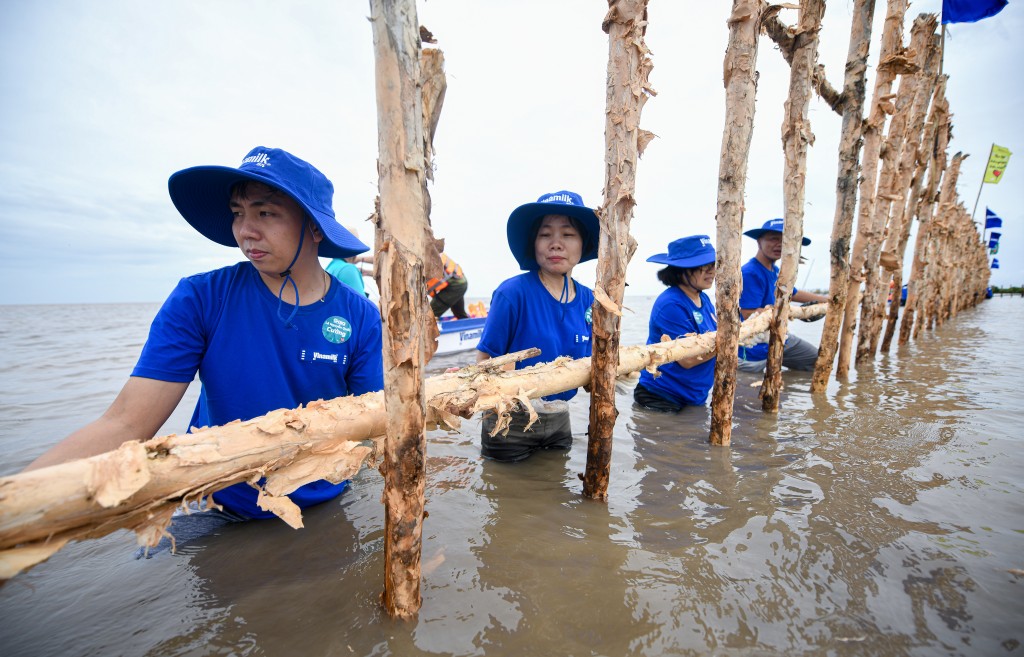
top-left (583, 0), bottom-right (652, 502)
top-left (709, 0), bottom-right (762, 446)
top-left (859, 15), bottom-right (938, 360)
top-left (0, 303), bottom-right (828, 580)
top-left (370, 0), bottom-right (432, 619)
top-left (836, 0), bottom-right (910, 379)
top-left (880, 59), bottom-right (943, 353)
top-left (810, 0), bottom-right (877, 394)
top-left (761, 0), bottom-right (825, 414)
top-left (762, 7), bottom-right (843, 115)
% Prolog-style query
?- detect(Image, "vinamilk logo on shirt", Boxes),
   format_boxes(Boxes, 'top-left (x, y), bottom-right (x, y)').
top-left (322, 316), bottom-right (352, 344)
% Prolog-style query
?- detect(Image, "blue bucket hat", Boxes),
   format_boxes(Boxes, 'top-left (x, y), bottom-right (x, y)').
top-left (167, 146), bottom-right (369, 259)
top-left (647, 235), bottom-right (716, 269)
top-left (743, 218), bottom-right (811, 246)
top-left (506, 190), bottom-right (600, 270)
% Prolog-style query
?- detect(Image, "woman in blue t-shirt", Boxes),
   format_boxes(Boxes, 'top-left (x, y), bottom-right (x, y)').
top-left (633, 235), bottom-right (719, 413)
top-left (475, 190), bottom-right (598, 462)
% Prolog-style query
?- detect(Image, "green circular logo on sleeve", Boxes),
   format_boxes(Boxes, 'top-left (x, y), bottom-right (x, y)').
top-left (322, 316), bottom-right (352, 344)
top-left (585, 307), bottom-right (593, 325)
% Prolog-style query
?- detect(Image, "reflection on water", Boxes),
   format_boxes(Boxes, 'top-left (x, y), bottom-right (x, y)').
top-left (1, 298), bottom-right (1022, 656)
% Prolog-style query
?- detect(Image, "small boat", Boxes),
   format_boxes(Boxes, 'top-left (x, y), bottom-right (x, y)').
top-left (435, 316), bottom-right (487, 355)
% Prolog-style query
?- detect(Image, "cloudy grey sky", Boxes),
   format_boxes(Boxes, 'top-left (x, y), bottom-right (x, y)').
top-left (1, 0), bottom-right (1021, 305)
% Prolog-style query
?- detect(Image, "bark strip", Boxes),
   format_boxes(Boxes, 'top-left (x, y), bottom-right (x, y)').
top-left (583, 0), bottom-right (652, 501)
top-left (709, 0), bottom-right (763, 446)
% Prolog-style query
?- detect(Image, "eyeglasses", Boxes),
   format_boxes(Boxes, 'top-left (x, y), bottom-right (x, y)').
top-left (696, 263), bottom-right (717, 274)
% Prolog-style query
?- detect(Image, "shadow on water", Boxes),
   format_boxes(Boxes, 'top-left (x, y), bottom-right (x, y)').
top-left (1, 298), bottom-right (1023, 656)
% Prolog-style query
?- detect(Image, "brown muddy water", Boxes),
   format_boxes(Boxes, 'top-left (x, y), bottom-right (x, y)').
top-left (1, 297), bottom-right (1022, 656)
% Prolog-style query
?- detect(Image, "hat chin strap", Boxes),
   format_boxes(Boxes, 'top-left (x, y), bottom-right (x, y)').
top-left (275, 217), bottom-right (308, 329)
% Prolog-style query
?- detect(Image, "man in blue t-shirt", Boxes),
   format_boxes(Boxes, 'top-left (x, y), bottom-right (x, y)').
top-left (738, 218), bottom-right (828, 372)
top-left (27, 147), bottom-right (384, 544)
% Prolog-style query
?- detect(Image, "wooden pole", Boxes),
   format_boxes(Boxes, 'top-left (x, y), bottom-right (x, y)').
top-left (898, 76), bottom-right (949, 346)
top-left (0, 305), bottom-right (827, 580)
top-left (879, 53), bottom-right (943, 354)
top-left (760, 0), bottom-right (825, 413)
top-left (810, 0), bottom-right (877, 393)
top-left (861, 15), bottom-right (939, 358)
top-left (835, 0), bottom-right (910, 379)
top-left (370, 0), bottom-right (432, 619)
top-left (583, 0), bottom-right (653, 502)
top-left (709, 0), bottom-right (763, 446)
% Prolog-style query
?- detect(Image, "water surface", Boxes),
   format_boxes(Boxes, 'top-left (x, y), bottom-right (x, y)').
top-left (1, 297), bottom-right (1021, 656)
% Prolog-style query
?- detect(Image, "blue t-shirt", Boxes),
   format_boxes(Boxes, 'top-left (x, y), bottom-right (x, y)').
top-left (325, 258), bottom-right (366, 295)
top-left (638, 287), bottom-right (718, 406)
top-left (132, 262), bottom-right (384, 518)
top-left (477, 272), bottom-right (594, 402)
top-left (738, 257), bottom-right (797, 361)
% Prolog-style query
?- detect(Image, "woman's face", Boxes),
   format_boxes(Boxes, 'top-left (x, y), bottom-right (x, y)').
top-left (534, 215), bottom-right (583, 277)
top-left (688, 262), bottom-right (716, 291)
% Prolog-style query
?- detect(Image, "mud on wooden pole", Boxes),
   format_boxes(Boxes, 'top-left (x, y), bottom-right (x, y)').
top-left (835, 0), bottom-right (909, 380)
top-left (810, 0), bottom-right (877, 393)
top-left (709, 0), bottom-right (763, 446)
top-left (583, 0), bottom-right (653, 501)
top-left (370, 0), bottom-right (433, 619)
top-left (760, 0), bottom-right (825, 413)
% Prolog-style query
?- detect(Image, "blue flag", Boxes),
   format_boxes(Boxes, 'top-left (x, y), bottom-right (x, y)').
top-left (943, 0), bottom-right (1008, 24)
top-left (985, 208), bottom-right (1003, 229)
top-left (991, 258), bottom-right (1000, 269)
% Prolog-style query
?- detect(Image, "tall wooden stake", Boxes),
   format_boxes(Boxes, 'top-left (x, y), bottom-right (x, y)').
top-left (583, 0), bottom-right (652, 501)
top-left (761, 0), bottom-right (825, 413)
top-left (370, 0), bottom-right (432, 619)
top-left (810, 0), bottom-right (877, 393)
top-left (836, 0), bottom-right (909, 379)
top-left (709, 0), bottom-right (763, 446)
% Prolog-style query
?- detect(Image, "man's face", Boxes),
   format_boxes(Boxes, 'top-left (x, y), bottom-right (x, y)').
top-left (757, 232), bottom-right (784, 262)
top-left (230, 182), bottom-right (319, 275)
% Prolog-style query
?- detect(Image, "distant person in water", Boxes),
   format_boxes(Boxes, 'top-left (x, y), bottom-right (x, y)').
top-left (475, 190), bottom-right (597, 462)
top-left (738, 218), bottom-right (828, 372)
top-left (427, 252), bottom-right (469, 319)
top-left (633, 235), bottom-right (719, 412)
top-left (26, 146), bottom-right (384, 551)
top-left (326, 225), bottom-right (374, 296)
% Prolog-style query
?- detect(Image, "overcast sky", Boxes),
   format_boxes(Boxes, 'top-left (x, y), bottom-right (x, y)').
top-left (1, 0), bottom-right (1021, 305)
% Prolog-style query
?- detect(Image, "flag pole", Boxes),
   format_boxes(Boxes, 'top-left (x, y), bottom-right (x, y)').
top-left (971, 142), bottom-right (994, 223)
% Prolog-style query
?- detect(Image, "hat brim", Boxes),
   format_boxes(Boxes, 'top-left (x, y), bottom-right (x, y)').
top-left (168, 166), bottom-right (369, 259)
top-left (646, 251), bottom-right (716, 268)
top-left (743, 228), bottom-right (811, 246)
top-left (506, 203), bottom-right (600, 270)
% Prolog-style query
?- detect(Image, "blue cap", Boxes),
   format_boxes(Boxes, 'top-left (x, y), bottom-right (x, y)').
top-left (647, 235), bottom-right (716, 268)
top-left (743, 218), bottom-right (811, 246)
top-left (168, 146), bottom-right (369, 259)
top-left (506, 190), bottom-right (600, 270)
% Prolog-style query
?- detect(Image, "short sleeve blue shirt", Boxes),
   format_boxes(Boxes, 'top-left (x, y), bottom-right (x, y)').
top-left (477, 272), bottom-right (594, 402)
top-left (738, 257), bottom-right (796, 361)
top-left (638, 287), bottom-right (718, 406)
top-left (132, 262), bottom-right (384, 518)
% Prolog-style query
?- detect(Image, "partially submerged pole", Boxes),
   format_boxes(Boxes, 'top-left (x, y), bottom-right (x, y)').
top-left (370, 0), bottom-right (433, 619)
top-left (761, 0), bottom-right (825, 413)
top-left (836, 0), bottom-right (910, 379)
top-left (709, 0), bottom-right (763, 446)
top-left (583, 0), bottom-right (653, 501)
top-left (810, 0), bottom-right (877, 393)
top-left (857, 15), bottom-right (937, 361)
